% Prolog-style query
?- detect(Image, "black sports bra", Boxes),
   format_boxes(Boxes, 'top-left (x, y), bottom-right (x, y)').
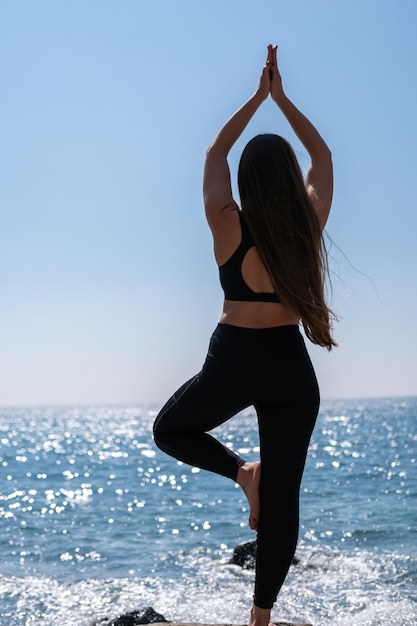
top-left (218, 212), bottom-right (281, 303)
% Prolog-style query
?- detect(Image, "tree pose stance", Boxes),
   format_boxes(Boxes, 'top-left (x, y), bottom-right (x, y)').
top-left (153, 44), bottom-right (336, 626)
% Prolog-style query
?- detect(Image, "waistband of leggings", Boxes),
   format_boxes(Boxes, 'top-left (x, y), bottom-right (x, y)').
top-left (216, 322), bottom-right (301, 337)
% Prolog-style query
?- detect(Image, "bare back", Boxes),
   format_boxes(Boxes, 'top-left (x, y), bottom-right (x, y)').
top-left (212, 206), bottom-right (300, 329)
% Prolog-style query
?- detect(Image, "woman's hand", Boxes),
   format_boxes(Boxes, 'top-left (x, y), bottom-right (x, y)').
top-left (256, 48), bottom-right (272, 101)
top-left (268, 44), bottom-right (285, 103)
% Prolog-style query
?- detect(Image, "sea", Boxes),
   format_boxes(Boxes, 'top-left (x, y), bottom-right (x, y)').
top-left (0, 396), bottom-right (416, 626)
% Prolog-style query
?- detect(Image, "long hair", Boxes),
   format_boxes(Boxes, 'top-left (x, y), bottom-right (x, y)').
top-left (237, 133), bottom-right (337, 350)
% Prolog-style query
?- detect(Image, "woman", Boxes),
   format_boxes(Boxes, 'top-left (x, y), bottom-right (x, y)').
top-left (153, 44), bottom-right (336, 626)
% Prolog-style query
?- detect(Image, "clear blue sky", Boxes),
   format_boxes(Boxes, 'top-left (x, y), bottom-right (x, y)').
top-left (1, 0), bottom-right (416, 406)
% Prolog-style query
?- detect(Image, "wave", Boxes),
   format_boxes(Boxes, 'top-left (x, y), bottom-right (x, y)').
top-left (1, 545), bottom-right (416, 626)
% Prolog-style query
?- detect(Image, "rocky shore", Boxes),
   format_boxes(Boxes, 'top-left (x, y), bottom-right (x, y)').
top-left (104, 622), bottom-right (312, 626)
top-left (92, 613), bottom-right (312, 626)
top-left (90, 603), bottom-right (312, 626)
top-left (90, 541), bottom-right (313, 626)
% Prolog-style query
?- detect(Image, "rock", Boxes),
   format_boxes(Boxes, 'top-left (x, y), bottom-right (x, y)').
top-left (92, 606), bottom-right (169, 626)
top-left (229, 540), bottom-right (300, 570)
top-left (93, 607), bottom-right (312, 626)
top-left (112, 607), bottom-right (168, 625)
top-left (119, 622), bottom-right (312, 626)
top-left (229, 539), bottom-right (257, 569)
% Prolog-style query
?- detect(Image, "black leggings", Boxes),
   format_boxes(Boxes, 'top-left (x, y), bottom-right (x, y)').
top-left (153, 323), bottom-right (319, 609)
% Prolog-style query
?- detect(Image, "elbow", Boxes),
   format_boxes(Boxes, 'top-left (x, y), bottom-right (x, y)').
top-left (324, 144), bottom-right (332, 161)
top-left (320, 144), bottom-right (332, 161)
top-left (312, 146), bottom-right (332, 166)
top-left (206, 138), bottom-right (229, 159)
top-left (206, 143), bottom-right (221, 158)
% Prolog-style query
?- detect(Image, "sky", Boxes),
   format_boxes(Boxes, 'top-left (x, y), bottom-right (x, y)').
top-left (1, 0), bottom-right (416, 406)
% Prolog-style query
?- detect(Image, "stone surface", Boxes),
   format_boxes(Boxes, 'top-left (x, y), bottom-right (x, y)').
top-left (229, 539), bottom-right (300, 570)
top-left (94, 619), bottom-right (312, 626)
top-left (93, 615), bottom-right (313, 626)
top-left (92, 603), bottom-right (313, 626)
top-left (90, 606), bottom-right (168, 625)
top-left (111, 607), bottom-right (168, 624)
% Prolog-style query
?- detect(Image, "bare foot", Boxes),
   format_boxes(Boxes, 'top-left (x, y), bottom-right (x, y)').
top-left (236, 461), bottom-right (261, 530)
top-left (248, 603), bottom-right (273, 626)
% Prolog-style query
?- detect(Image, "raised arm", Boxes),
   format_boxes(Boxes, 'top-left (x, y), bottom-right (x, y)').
top-left (269, 45), bottom-right (333, 229)
top-left (203, 53), bottom-right (271, 232)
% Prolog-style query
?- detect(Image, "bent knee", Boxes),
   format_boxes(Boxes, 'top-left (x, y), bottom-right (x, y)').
top-left (152, 422), bottom-right (169, 451)
top-left (152, 411), bottom-right (177, 448)
top-left (152, 413), bottom-right (166, 442)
